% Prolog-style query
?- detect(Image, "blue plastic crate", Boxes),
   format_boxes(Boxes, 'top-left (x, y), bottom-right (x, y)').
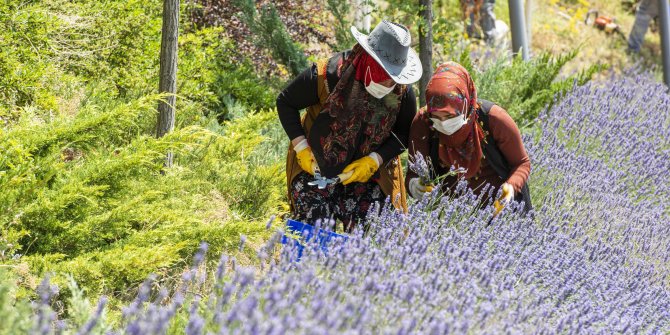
top-left (281, 219), bottom-right (348, 259)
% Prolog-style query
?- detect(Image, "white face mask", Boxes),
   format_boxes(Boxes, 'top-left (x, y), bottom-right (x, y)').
top-left (364, 66), bottom-right (395, 99)
top-left (430, 114), bottom-right (467, 135)
top-left (430, 99), bottom-right (469, 135)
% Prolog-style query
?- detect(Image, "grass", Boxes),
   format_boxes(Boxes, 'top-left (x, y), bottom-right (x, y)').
top-left (528, 0), bottom-right (663, 77)
top-left (461, 0), bottom-right (663, 81)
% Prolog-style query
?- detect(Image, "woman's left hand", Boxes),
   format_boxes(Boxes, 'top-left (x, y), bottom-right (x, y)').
top-left (500, 183), bottom-right (514, 203)
top-left (341, 155), bottom-right (380, 185)
top-left (493, 183), bottom-right (515, 215)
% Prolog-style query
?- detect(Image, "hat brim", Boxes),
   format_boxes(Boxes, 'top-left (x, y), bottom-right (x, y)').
top-left (350, 26), bottom-right (422, 85)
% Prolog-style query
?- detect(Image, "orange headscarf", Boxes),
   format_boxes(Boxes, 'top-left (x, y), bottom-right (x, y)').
top-left (425, 62), bottom-right (485, 179)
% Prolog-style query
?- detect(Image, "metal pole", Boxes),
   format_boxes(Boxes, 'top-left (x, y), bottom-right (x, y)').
top-left (659, 0), bottom-right (670, 87)
top-left (525, 0), bottom-right (532, 44)
top-left (508, 0), bottom-right (529, 60)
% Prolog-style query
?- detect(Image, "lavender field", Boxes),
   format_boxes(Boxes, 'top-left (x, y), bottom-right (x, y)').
top-left (4, 0), bottom-right (670, 332)
top-left (20, 69), bottom-right (669, 334)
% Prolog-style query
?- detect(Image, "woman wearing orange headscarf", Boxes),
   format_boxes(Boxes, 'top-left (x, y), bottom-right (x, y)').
top-left (406, 62), bottom-right (532, 212)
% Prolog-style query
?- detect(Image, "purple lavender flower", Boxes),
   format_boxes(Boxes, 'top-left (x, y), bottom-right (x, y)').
top-left (76, 296), bottom-right (107, 335)
top-left (26, 69), bottom-right (670, 334)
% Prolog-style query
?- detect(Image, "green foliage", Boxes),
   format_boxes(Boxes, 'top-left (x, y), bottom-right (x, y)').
top-left (0, 0), bottom-right (276, 120)
top-left (434, 0), bottom-right (462, 19)
top-left (432, 15), bottom-right (471, 64)
top-left (211, 38), bottom-right (280, 112)
top-left (0, 269), bottom-right (32, 334)
top-left (326, 0), bottom-right (356, 51)
top-left (177, 28), bottom-right (278, 121)
top-left (0, 0), bottom-right (288, 306)
top-left (212, 113), bottom-right (288, 218)
top-left (232, 0), bottom-right (308, 77)
top-left (49, 0), bottom-right (163, 97)
top-left (375, 0), bottom-right (420, 27)
top-left (475, 49), bottom-right (607, 125)
top-left (0, 1), bottom-right (79, 114)
top-left (0, 98), bottom-right (285, 296)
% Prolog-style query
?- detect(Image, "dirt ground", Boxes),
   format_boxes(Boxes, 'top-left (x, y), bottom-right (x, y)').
top-left (521, 0), bottom-right (662, 76)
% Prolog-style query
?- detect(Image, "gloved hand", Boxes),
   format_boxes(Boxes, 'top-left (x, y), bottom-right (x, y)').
top-left (294, 139), bottom-right (317, 175)
top-left (341, 154), bottom-right (380, 185)
top-left (493, 182), bottom-right (515, 215)
top-left (501, 183), bottom-right (514, 202)
top-left (408, 177), bottom-right (434, 199)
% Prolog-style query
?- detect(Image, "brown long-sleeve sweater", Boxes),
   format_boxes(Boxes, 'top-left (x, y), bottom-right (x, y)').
top-left (406, 104), bottom-right (530, 195)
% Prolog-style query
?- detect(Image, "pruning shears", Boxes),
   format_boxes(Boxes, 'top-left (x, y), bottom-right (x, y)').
top-left (307, 166), bottom-right (354, 189)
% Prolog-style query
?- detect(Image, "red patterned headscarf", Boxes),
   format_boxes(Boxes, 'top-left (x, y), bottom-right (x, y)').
top-left (353, 52), bottom-right (392, 86)
top-left (425, 62), bottom-right (484, 179)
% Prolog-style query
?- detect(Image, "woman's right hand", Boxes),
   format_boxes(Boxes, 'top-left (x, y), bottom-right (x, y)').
top-left (408, 177), bottom-right (433, 199)
top-left (294, 138), bottom-right (317, 175)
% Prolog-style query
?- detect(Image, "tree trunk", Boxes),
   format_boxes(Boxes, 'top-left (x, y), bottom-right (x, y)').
top-left (660, 0), bottom-right (670, 87)
top-left (418, 0), bottom-right (433, 107)
top-left (156, 0), bottom-right (180, 167)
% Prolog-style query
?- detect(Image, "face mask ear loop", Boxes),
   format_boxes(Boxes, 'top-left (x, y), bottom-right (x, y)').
top-left (462, 99), bottom-right (469, 123)
top-left (365, 66), bottom-right (372, 87)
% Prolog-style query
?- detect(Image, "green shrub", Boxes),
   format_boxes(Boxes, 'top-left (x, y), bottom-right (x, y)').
top-left (232, 0), bottom-right (309, 77)
top-left (211, 59), bottom-right (280, 114)
top-left (0, 0), bottom-right (286, 317)
top-left (0, 91), bottom-right (286, 297)
top-left (0, 269), bottom-right (33, 334)
top-left (197, 110), bottom-right (288, 218)
top-left (0, 2), bottom-right (81, 114)
top-left (49, 0), bottom-right (163, 98)
top-left (177, 27), bottom-right (279, 122)
top-left (474, 49), bottom-right (606, 126)
top-left (326, 0), bottom-right (357, 51)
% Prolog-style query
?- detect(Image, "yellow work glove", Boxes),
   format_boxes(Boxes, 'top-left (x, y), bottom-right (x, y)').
top-left (493, 183), bottom-right (515, 216)
top-left (341, 154), bottom-right (380, 185)
top-left (294, 139), bottom-right (317, 175)
top-left (408, 178), bottom-right (434, 199)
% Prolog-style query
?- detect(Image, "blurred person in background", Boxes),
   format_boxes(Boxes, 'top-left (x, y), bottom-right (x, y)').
top-left (628, 0), bottom-right (662, 53)
top-left (277, 21), bottom-right (422, 232)
top-left (406, 62), bottom-right (532, 213)
top-left (463, 0), bottom-right (506, 44)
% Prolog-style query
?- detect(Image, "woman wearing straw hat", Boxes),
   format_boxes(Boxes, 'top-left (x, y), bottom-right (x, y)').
top-left (277, 21), bottom-right (422, 232)
top-left (406, 62), bottom-right (532, 213)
